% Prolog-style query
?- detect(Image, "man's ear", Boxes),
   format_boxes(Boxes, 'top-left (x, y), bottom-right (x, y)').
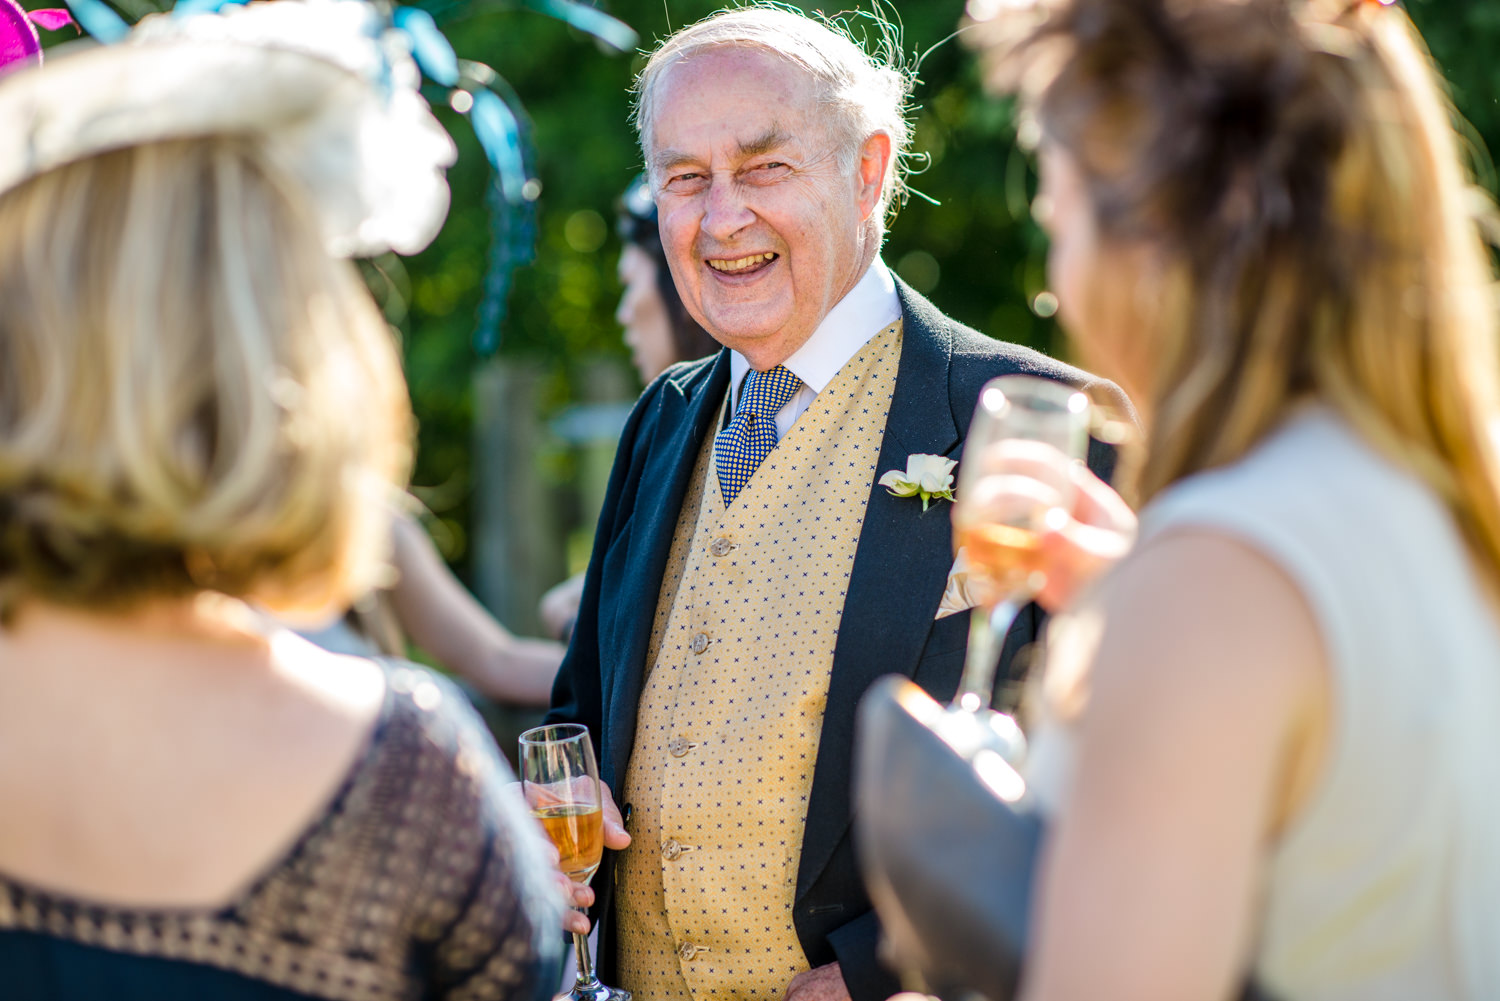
top-left (856, 131), bottom-right (894, 221)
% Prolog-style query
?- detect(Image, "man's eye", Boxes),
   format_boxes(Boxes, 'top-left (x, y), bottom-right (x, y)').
top-left (744, 162), bottom-right (789, 182)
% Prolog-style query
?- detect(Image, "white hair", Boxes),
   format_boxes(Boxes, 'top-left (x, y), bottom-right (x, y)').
top-left (633, 4), bottom-right (915, 233)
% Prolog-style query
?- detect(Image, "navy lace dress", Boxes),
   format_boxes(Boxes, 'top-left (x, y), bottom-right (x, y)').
top-left (0, 661), bottom-right (563, 1001)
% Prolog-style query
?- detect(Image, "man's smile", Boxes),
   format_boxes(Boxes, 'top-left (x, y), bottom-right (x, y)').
top-left (706, 251), bottom-right (779, 276)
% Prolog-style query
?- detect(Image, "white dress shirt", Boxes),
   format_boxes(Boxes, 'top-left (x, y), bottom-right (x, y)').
top-left (728, 257), bottom-right (901, 439)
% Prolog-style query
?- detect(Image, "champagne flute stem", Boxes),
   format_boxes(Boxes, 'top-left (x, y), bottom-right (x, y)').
top-left (572, 920), bottom-right (599, 988)
top-left (957, 599), bottom-right (1023, 711)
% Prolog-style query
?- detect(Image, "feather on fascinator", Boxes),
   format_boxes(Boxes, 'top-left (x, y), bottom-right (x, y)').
top-left (0, 0), bottom-right (456, 256)
top-left (0, 0), bottom-right (42, 72)
top-left (0, 0), bottom-right (73, 74)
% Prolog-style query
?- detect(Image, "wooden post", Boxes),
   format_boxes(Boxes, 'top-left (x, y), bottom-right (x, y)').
top-left (471, 358), bottom-right (565, 638)
top-left (577, 358), bottom-right (635, 548)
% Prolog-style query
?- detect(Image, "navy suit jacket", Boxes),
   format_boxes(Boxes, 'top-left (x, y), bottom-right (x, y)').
top-left (548, 280), bottom-right (1129, 1001)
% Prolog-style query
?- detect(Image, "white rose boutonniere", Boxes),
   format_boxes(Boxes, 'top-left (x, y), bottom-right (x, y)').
top-left (878, 453), bottom-right (957, 512)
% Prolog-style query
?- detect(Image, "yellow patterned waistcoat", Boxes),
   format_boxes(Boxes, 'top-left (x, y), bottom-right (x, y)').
top-left (616, 322), bottom-right (902, 1000)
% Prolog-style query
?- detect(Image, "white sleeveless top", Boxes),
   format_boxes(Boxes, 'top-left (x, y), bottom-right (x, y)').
top-left (1027, 407), bottom-right (1500, 1001)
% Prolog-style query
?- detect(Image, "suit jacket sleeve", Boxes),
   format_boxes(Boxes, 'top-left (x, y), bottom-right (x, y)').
top-left (829, 910), bottom-right (900, 1001)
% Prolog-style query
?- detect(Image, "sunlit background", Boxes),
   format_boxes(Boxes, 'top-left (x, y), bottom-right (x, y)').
top-left (30, 0), bottom-right (1500, 639)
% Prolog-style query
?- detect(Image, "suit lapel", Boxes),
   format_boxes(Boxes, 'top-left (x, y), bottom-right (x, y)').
top-left (601, 352), bottom-right (731, 786)
top-left (797, 280), bottom-right (963, 899)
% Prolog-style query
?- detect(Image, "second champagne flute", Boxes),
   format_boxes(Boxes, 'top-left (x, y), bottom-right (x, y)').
top-left (948, 375), bottom-right (1090, 757)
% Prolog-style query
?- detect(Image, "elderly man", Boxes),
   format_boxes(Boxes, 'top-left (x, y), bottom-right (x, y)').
top-left (547, 7), bottom-right (1128, 1001)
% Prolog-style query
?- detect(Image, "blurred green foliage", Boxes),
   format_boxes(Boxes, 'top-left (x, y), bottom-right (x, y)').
top-left (400, 0), bottom-right (1500, 584)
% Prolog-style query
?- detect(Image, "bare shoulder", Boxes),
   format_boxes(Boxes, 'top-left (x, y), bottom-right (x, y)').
top-left (266, 626), bottom-right (388, 724)
top-left (0, 613), bottom-right (392, 907)
top-left (1082, 528), bottom-right (1325, 731)
top-left (1050, 526), bottom-right (1331, 831)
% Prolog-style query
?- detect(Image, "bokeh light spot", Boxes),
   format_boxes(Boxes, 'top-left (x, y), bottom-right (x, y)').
top-left (564, 209), bottom-right (606, 253)
top-left (897, 249), bottom-right (941, 294)
top-left (1032, 291), bottom-right (1060, 318)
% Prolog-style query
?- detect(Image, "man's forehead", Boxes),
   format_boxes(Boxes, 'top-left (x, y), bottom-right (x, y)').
top-left (653, 47), bottom-right (818, 118)
top-left (649, 48), bottom-right (822, 162)
top-left (659, 41), bottom-right (811, 88)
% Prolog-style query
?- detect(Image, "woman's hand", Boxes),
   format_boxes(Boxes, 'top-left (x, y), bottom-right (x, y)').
top-left (955, 440), bottom-right (1137, 613)
top-left (1033, 460), bottom-right (1137, 612)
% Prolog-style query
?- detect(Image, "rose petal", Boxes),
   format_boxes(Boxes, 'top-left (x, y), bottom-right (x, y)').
top-left (881, 474), bottom-right (920, 497)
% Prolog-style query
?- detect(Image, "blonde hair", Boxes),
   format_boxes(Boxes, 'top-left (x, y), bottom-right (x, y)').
top-left (633, 3), bottom-right (915, 232)
top-left (977, 0), bottom-right (1500, 585)
top-left (0, 136), bottom-right (413, 618)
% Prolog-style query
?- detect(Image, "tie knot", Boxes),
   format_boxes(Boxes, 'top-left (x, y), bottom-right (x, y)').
top-left (739, 365), bottom-right (802, 418)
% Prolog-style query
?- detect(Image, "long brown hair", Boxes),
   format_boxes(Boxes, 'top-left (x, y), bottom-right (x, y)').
top-left (975, 0), bottom-right (1500, 585)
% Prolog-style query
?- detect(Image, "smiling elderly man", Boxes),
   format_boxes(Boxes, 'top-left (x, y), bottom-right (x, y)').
top-left (546, 7), bottom-right (1128, 1001)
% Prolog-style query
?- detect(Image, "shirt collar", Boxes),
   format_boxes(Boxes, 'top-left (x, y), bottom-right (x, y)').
top-left (730, 257), bottom-right (901, 408)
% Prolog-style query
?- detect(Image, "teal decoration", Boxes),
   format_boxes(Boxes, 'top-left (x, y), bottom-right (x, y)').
top-left (419, 0), bottom-right (636, 54)
top-left (469, 87), bottom-right (528, 203)
top-left (172, 0), bottom-right (250, 18)
top-left (514, 0), bottom-right (634, 52)
top-left (61, 0), bottom-right (125, 42)
top-left (475, 168), bottom-right (536, 356)
top-left (394, 6), bottom-right (458, 86)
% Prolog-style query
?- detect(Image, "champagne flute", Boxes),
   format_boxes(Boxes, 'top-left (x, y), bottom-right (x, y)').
top-left (946, 375), bottom-right (1091, 760)
top-left (519, 723), bottom-right (631, 1001)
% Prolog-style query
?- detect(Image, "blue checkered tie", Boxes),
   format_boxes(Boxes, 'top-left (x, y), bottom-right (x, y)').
top-left (714, 365), bottom-right (803, 506)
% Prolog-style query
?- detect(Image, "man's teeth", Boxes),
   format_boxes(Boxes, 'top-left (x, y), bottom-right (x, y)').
top-left (708, 253), bottom-right (777, 273)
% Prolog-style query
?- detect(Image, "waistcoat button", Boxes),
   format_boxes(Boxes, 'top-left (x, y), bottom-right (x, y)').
top-left (667, 736), bottom-right (691, 757)
top-left (690, 632), bottom-right (711, 655)
top-left (662, 839), bottom-right (681, 861)
top-left (709, 537), bottom-right (733, 557)
top-left (679, 942), bottom-right (698, 961)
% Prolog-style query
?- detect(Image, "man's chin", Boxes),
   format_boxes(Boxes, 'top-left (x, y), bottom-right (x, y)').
top-left (707, 326), bottom-right (804, 366)
top-left (700, 309), bottom-right (792, 353)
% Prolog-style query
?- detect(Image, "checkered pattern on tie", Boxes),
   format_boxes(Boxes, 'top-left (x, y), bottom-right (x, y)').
top-left (714, 365), bottom-right (803, 507)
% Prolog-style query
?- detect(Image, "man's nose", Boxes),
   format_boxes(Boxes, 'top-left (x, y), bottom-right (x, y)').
top-left (701, 179), bottom-right (755, 242)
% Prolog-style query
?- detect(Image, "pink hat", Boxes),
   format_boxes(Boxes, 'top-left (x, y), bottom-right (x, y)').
top-left (0, 0), bottom-right (73, 75)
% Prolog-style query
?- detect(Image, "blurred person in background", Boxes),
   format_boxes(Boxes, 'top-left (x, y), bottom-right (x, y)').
top-left (538, 173), bottom-right (721, 642)
top-left (0, 2), bottom-right (572, 996)
top-left (966, 0), bottom-right (1500, 998)
top-left (309, 509), bottom-right (565, 707)
top-left (614, 171), bottom-right (723, 384)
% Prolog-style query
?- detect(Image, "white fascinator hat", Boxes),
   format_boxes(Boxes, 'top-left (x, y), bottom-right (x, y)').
top-left (0, 0), bottom-right (457, 257)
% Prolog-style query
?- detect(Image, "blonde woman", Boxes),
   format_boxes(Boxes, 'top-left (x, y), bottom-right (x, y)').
top-left (966, 0), bottom-right (1500, 999)
top-left (0, 2), bottom-right (572, 997)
